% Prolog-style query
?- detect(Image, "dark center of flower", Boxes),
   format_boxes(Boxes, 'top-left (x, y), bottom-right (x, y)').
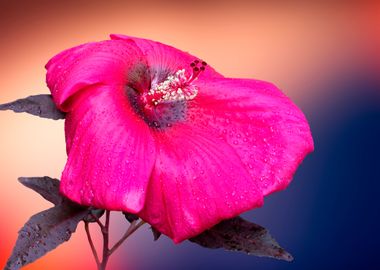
top-left (126, 60), bottom-right (207, 129)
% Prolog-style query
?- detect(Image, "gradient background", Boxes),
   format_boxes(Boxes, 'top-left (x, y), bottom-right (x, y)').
top-left (1, 1), bottom-right (379, 269)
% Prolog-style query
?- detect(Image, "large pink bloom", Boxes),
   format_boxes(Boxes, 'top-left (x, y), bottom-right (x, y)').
top-left (46, 34), bottom-right (314, 243)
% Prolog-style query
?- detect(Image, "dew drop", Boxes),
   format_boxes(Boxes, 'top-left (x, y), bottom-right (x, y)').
top-left (65, 229), bottom-right (71, 238)
top-left (88, 189), bottom-right (95, 202)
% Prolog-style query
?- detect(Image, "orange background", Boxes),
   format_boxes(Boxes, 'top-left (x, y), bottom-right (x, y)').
top-left (0, 1), bottom-right (379, 269)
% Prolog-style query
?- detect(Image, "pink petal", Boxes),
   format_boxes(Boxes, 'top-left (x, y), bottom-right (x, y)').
top-left (46, 35), bottom-right (313, 244)
top-left (139, 124), bottom-right (263, 243)
top-left (188, 78), bottom-right (314, 196)
top-left (46, 39), bottom-right (145, 111)
top-left (110, 34), bottom-right (222, 80)
top-left (139, 77), bottom-right (313, 243)
top-left (61, 84), bottom-right (156, 213)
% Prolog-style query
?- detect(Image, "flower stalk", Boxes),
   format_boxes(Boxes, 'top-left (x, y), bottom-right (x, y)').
top-left (84, 211), bottom-right (145, 270)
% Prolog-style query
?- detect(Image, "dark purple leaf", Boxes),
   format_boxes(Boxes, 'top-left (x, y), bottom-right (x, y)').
top-left (189, 216), bottom-right (293, 262)
top-left (4, 204), bottom-right (88, 270)
top-left (151, 227), bottom-right (162, 241)
top-left (83, 208), bottom-right (105, 223)
top-left (18, 177), bottom-right (63, 205)
top-left (0, 94), bottom-right (65, 120)
top-left (5, 176), bottom-right (107, 269)
top-left (18, 176), bottom-right (102, 222)
top-left (123, 212), bottom-right (139, 223)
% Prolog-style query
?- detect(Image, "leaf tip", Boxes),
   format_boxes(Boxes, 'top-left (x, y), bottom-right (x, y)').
top-left (18, 177), bottom-right (29, 185)
top-left (277, 249), bottom-right (293, 262)
top-left (0, 95), bottom-right (65, 120)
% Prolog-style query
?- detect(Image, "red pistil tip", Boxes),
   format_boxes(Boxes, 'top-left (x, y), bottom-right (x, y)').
top-left (187, 59), bottom-right (207, 83)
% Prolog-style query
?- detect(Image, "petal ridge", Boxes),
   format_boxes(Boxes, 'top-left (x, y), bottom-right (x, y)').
top-left (60, 84), bottom-right (156, 213)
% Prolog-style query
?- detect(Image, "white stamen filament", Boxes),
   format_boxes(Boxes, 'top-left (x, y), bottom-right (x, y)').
top-left (148, 69), bottom-right (198, 105)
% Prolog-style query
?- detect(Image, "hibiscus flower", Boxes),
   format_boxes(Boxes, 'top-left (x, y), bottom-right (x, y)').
top-left (46, 34), bottom-right (314, 243)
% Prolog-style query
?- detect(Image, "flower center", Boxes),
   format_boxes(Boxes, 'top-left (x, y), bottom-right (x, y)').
top-left (140, 60), bottom-right (207, 108)
top-left (126, 60), bottom-right (207, 129)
